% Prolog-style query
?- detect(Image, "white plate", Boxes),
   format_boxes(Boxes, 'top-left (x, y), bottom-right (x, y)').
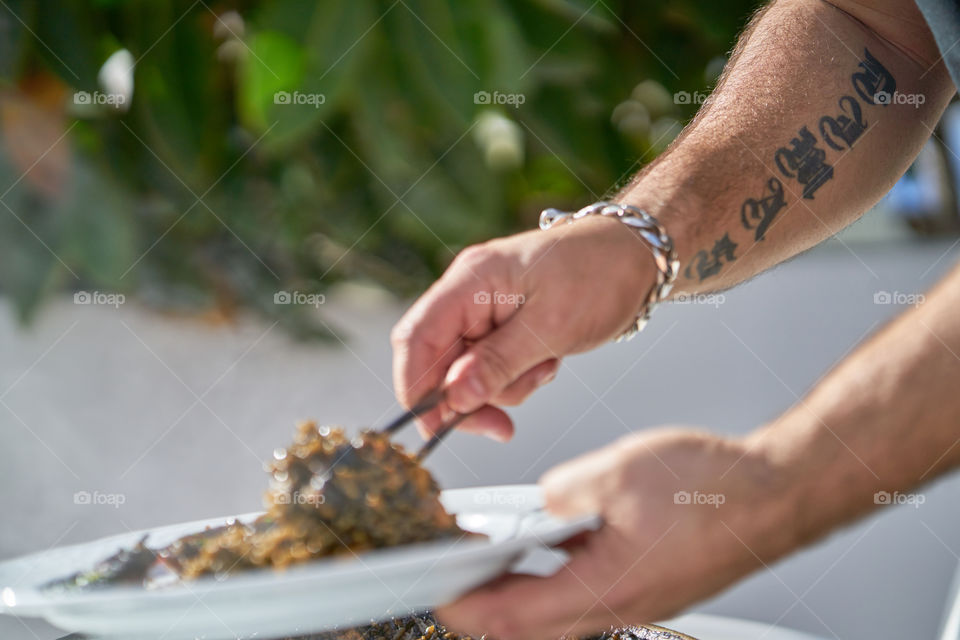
top-left (0, 485), bottom-right (599, 639)
top-left (663, 614), bottom-right (827, 640)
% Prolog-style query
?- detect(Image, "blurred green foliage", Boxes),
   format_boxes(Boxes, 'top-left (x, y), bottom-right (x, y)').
top-left (0, 0), bottom-right (758, 336)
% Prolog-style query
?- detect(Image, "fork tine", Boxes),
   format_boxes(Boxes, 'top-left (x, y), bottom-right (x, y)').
top-left (380, 388), bottom-right (445, 434)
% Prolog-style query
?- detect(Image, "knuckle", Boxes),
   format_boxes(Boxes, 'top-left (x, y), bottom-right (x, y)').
top-left (390, 321), bottom-right (415, 348)
top-left (452, 243), bottom-right (492, 270)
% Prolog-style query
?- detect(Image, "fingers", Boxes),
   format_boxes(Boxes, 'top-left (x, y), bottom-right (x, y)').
top-left (443, 315), bottom-right (559, 414)
top-left (436, 537), bottom-right (619, 640)
top-left (391, 285), bottom-right (475, 413)
top-left (492, 358), bottom-right (559, 406)
top-left (391, 245), bottom-right (515, 414)
top-left (412, 357), bottom-right (557, 441)
top-left (416, 404), bottom-right (516, 442)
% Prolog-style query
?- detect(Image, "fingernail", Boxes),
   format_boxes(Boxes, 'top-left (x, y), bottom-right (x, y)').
top-left (537, 368), bottom-right (557, 386)
top-left (440, 404), bottom-right (457, 424)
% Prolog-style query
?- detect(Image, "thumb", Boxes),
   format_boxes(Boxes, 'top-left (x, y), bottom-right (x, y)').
top-left (443, 313), bottom-right (556, 414)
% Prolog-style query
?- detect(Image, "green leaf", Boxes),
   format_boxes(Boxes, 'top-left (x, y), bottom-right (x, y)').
top-left (238, 30), bottom-right (304, 132)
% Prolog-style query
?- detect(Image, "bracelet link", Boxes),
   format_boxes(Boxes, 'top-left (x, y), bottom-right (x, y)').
top-left (539, 202), bottom-right (679, 341)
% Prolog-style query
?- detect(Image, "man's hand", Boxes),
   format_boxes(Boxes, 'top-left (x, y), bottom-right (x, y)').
top-left (436, 428), bottom-right (794, 640)
top-left (436, 255), bottom-right (960, 640)
top-left (391, 216), bottom-right (656, 440)
top-left (392, 0), bottom-right (954, 441)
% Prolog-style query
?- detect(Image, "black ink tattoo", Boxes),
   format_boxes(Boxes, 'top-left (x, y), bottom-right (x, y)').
top-left (819, 96), bottom-right (867, 151)
top-left (851, 48), bottom-right (896, 107)
top-left (740, 177), bottom-right (786, 241)
top-left (693, 50), bottom-right (896, 282)
top-left (685, 233), bottom-right (738, 281)
top-left (774, 126), bottom-right (834, 199)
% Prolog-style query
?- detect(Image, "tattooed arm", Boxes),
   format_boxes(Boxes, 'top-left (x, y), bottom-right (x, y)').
top-left (391, 0), bottom-right (956, 440)
top-left (620, 0), bottom-right (955, 290)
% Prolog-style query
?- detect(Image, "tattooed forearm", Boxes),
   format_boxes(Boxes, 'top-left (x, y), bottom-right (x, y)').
top-left (683, 48), bottom-right (896, 284)
top-left (617, 0), bottom-right (954, 294)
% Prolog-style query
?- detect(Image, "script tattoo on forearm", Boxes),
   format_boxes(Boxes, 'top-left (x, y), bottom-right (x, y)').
top-left (685, 233), bottom-right (738, 281)
top-left (741, 177), bottom-right (786, 241)
top-left (685, 48), bottom-right (896, 283)
top-left (742, 47), bottom-right (894, 233)
top-left (819, 96), bottom-right (867, 151)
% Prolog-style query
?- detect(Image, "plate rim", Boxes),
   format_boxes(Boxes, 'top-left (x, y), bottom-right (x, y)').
top-left (1, 485), bottom-right (599, 612)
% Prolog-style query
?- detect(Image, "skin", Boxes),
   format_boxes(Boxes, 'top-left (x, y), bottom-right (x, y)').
top-left (389, 0), bottom-right (960, 637)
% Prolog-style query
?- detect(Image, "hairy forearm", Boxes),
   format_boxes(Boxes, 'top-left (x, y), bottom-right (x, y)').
top-left (749, 263), bottom-right (960, 553)
top-left (617, 0), bottom-right (954, 293)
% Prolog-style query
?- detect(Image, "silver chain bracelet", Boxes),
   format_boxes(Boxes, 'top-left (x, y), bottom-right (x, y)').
top-left (539, 202), bottom-right (679, 341)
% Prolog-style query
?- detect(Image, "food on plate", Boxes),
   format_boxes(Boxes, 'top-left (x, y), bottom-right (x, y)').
top-left (45, 422), bottom-right (466, 589)
top-left (47, 536), bottom-right (155, 590)
top-left (177, 422), bottom-right (464, 578)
